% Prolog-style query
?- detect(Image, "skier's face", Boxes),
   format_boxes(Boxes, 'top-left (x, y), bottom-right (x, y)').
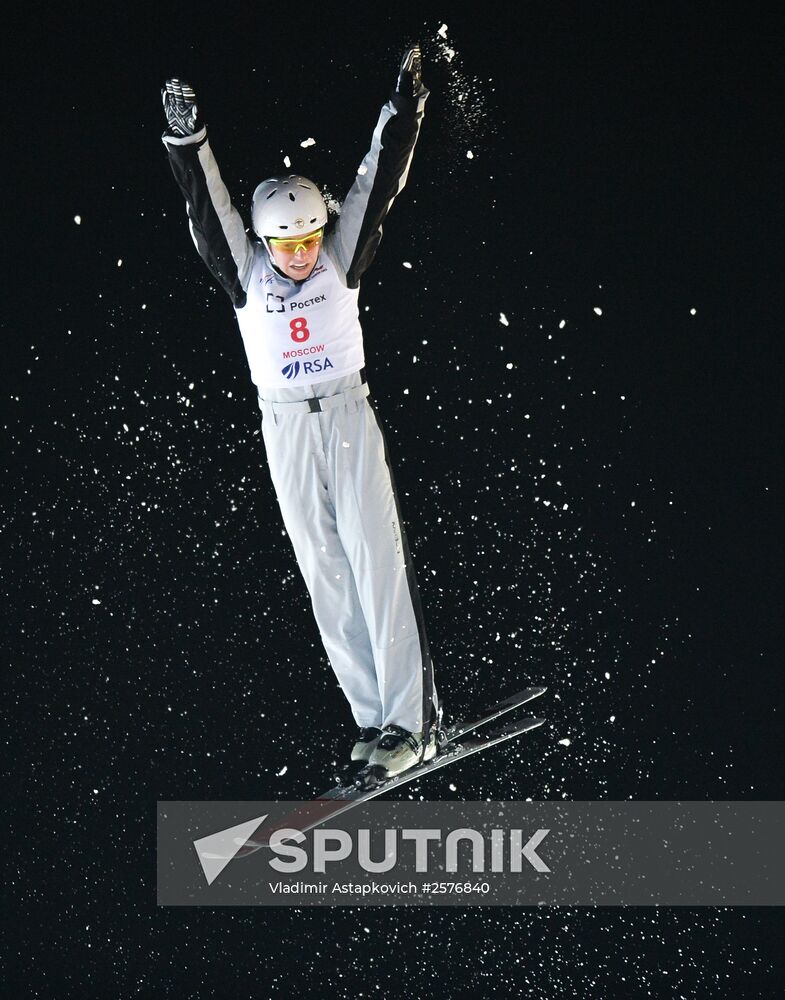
top-left (268, 228), bottom-right (323, 281)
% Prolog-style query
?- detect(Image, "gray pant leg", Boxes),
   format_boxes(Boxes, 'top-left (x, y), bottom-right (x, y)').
top-left (325, 395), bottom-right (438, 732)
top-left (259, 374), bottom-right (438, 735)
top-left (261, 400), bottom-right (383, 727)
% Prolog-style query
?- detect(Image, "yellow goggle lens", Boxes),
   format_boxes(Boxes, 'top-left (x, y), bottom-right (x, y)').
top-left (268, 229), bottom-right (324, 254)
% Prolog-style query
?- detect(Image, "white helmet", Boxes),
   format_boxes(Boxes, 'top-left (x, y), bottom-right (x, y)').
top-left (251, 175), bottom-right (328, 243)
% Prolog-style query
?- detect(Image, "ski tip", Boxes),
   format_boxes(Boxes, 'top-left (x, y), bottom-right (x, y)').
top-left (491, 715), bottom-right (547, 738)
top-left (517, 715), bottom-right (547, 731)
top-left (515, 685), bottom-right (547, 700)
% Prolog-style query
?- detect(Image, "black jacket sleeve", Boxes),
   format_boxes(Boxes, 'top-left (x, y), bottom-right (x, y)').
top-left (330, 86), bottom-right (429, 288)
top-left (162, 127), bottom-right (254, 308)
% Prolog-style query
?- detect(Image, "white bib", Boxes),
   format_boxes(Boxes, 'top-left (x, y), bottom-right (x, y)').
top-left (235, 241), bottom-right (365, 392)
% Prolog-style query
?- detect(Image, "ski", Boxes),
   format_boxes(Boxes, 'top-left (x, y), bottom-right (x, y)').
top-left (241, 710), bottom-right (546, 852)
top-left (442, 684), bottom-right (547, 743)
top-left (333, 684), bottom-right (547, 786)
top-left (326, 715), bottom-right (546, 803)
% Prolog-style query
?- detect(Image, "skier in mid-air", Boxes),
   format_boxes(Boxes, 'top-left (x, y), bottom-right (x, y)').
top-left (160, 45), bottom-right (439, 777)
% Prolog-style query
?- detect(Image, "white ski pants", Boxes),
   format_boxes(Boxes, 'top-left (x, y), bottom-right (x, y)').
top-left (258, 370), bottom-right (438, 733)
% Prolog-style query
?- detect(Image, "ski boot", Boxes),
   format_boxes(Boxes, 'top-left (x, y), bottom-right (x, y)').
top-left (352, 705), bottom-right (445, 789)
top-left (334, 726), bottom-right (383, 785)
top-left (364, 724), bottom-right (437, 778)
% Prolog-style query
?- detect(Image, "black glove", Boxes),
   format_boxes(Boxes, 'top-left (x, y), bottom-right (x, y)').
top-left (396, 43), bottom-right (423, 97)
top-left (161, 78), bottom-right (200, 137)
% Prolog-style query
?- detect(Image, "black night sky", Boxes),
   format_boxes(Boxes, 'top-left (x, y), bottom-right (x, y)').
top-left (4, 3), bottom-right (783, 997)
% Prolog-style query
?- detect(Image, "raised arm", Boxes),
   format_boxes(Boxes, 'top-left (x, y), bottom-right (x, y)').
top-left (161, 79), bottom-right (254, 308)
top-left (330, 45), bottom-right (429, 288)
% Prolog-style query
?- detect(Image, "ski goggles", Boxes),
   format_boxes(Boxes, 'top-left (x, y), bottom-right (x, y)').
top-left (267, 228), bottom-right (324, 254)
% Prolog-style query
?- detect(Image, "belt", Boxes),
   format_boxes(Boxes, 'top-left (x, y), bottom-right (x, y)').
top-left (259, 377), bottom-right (370, 415)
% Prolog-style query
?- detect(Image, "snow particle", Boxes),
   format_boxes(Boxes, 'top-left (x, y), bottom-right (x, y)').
top-left (593, 306), bottom-right (603, 316)
top-left (299, 137), bottom-right (316, 148)
top-left (499, 312), bottom-right (509, 326)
